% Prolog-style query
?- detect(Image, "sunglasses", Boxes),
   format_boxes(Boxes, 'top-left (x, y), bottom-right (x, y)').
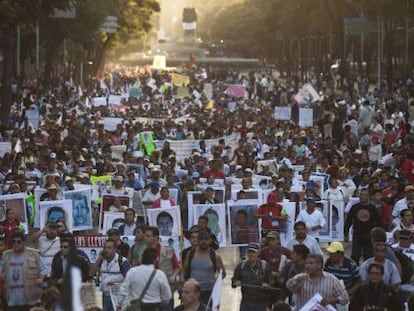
top-left (12, 240), bottom-right (22, 244)
top-left (61, 245), bottom-right (70, 249)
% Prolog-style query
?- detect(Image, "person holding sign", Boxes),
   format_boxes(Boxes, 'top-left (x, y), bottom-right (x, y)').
top-left (255, 192), bottom-right (287, 236)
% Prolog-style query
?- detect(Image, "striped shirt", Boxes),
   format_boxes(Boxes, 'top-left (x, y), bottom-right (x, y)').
top-left (324, 257), bottom-right (360, 290)
top-left (286, 271), bottom-right (349, 310)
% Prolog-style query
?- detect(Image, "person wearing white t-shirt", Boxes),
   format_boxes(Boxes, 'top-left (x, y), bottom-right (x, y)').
top-left (296, 196), bottom-right (326, 238)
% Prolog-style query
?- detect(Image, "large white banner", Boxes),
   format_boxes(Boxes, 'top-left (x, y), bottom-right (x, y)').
top-left (154, 133), bottom-right (240, 161)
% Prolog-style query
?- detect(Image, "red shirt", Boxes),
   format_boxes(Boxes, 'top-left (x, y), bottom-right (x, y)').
top-left (0, 219), bottom-right (20, 249)
top-left (203, 169), bottom-right (226, 181)
top-left (256, 203), bottom-right (285, 230)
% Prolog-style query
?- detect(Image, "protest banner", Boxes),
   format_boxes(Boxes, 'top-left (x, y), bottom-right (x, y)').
top-left (274, 106), bottom-right (292, 120)
top-left (171, 73), bottom-right (190, 86)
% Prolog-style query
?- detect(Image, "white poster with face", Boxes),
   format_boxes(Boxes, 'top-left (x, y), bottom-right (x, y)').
top-left (39, 200), bottom-right (73, 231)
top-left (103, 212), bottom-right (125, 233)
top-left (100, 194), bottom-right (132, 231)
top-left (193, 204), bottom-right (226, 247)
top-left (0, 193), bottom-right (29, 233)
top-left (63, 187), bottom-right (93, 231)
top-left (147, 205), bottom-right (181, 238)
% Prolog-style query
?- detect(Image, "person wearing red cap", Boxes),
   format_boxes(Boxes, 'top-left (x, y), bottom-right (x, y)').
top-left (255, 192), bottom-right (287, 236)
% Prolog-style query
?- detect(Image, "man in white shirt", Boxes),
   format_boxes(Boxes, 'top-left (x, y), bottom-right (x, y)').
top-left (296, 196), bottom-right (326, 238)
top-left (286, 221), bottom-right (323, 255)
top-left (117, 247), bottom-right (172, 311)
top-left (29, 222), bottom-right (61, 276)
top-left (392, 229), bottom-right (414, 261)
top-left (392, 185), bottom-right (414, 219)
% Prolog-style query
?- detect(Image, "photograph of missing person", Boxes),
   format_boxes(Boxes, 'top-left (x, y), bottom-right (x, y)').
top-left (193, 204), bottom-right (227, 247)
top-left (147, 205), bottom-right (181, 237)
top-left (0, 193), bottom-right (29, 233)
top-left (103, 211), bottom-right (125, 233)
top-left (227, 199), bottom-right (260, 246)
top-left (39, 200), bottom-right (73, 231)
top-left (64, 188), bottom-right (93, 231)
top-left (99, 194), bottom-right (131, 231)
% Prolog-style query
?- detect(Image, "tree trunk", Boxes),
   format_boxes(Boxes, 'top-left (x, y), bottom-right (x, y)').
top-left (0, 27), bottom-right (15, 124)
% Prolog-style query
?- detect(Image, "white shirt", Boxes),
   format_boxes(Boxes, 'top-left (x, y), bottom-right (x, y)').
top-left (393, 197), bottom-right (408, 218)
top-left (286, 235), bottom-right (323, 255)
top-left (39, 235), bottom-right (60, 276)
top-left (296, 209), bottom-right (326, 237)
top-left (117, 264), bottom-right (171, 305)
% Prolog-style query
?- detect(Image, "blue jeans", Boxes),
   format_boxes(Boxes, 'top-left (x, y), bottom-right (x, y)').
top-left (240, 299), bottom-right (268, 311)
top-left (102, 292), bottom-right (114, 311)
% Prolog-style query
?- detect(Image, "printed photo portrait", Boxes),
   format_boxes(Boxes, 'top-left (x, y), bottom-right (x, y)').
top-left (0, 193), bottom-right (29, 233)
top-left (91, 175), bottom-right (112, 203)
top-left (64, 188), bottom-right (93, 231)
top-left (193, 204), bottom-right (226, 247)
top-left (147, 205), bottom-right (181, 237)
top-left (100, 194), bottom-right (131, 230)
top-left (103, 211), bottom-right (125, 233)
top-left (39, 200), bottom-right (73, 231)
top-left (227, 199), bottom-right (260, 246)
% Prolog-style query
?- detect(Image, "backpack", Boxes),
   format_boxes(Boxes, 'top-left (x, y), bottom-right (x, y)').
top-left (241, 259), bottom-right (267, 272)
top-left (184, 248), bottom-right (217, 280)
top-left (393, 249), bottom-right (413, 284)
top-left (99, 253), bottom-right (128, 277)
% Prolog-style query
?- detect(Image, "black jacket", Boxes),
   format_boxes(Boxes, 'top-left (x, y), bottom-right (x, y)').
top-left (349, 282), bottom-right (403, 311)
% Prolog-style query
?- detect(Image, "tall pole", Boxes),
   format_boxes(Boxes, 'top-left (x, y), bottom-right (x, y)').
top-left (36, 22), bottom-right (39, 75)
top-left (377, 14), bottom-right (381, 88)
top-left (80, 62), bottom-right (83, 87)
top-left (17, 26), bottom-right (21, 77)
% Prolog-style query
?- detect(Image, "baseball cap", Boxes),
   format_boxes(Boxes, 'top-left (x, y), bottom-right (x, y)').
top-left (326, 241), bottom-right (344, 253)
top-left (64, 176), bottom-right (73, 182)
top-left (405, 185), bottom-right (414, 192)
top-left (399, 230), bottom-right (411, 240)
top-left (306, 196), bottom-right (316, 202)
top-left (49, 152), bottom-right (57, 159)
top-left (244, 168), bottom-right (253, 174)
top-left (206, 186), bottom-right (214, 191)
top-left (247, 243), bottom-right (259, 252)
top-left (106, 228), bottom-right (120, 235)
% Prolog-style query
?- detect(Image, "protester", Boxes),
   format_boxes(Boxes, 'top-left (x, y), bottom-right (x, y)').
top-left (3, 230), bottom-right (48, 310)
top-left (117, 247), bottom-right (171, 311)
top-left (232, 243), bottom-right (272, 311)
top-left (286, 254), bottom-right (349, 310)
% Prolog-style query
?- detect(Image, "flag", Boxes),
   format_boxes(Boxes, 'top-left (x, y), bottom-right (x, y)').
top-left (14, 139), bottom-right (23, 153)
top-left (56, 113), bottom-right (63, 127)
top-left (139, 131), bottom-right (155, 155)
top-left (211, 270), bottom-right (223, 311)
top-left (205, 100), bottom-right (214, 110)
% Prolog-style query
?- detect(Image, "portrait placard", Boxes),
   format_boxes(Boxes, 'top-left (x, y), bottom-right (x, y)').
top-left (39, 200), bottom-right (73, 231)
top-left (193, 204), bottom-right (226, 247)
top-left (63, 187), bottom-right (93, 231)
top-left (147, 205), bottom-right (181, 237)
top-left (103, 211), bottom-right (125, 233)
top-left (0, 193), bottom-right (29, 233)
top-left (100, 194), bottom-right (131, 231)
top-left (227, 199), bottom-right (260, 246)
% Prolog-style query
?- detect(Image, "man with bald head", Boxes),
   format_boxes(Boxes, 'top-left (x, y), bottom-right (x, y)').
top-left (174, 279), bottom-right (207, 311)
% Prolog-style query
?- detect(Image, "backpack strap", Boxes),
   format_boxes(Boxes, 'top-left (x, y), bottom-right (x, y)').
top-left (138, 269), bottom-right (157, 302)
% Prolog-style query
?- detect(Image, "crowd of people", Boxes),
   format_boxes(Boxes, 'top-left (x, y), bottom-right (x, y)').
top-left (0, 63), bottom-right (414, 311)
